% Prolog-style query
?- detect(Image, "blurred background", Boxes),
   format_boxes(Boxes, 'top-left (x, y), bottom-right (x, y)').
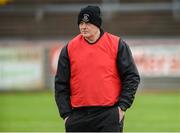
top-left (0, 0), bottom-right (180, 132)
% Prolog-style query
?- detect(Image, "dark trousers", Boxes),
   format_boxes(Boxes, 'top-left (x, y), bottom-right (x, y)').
top-left (65, 106), bottom-right (124, 132)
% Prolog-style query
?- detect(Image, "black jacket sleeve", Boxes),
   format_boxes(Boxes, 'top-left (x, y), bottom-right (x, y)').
top-left (55, 45), bottom-right (72, 119)
top-left (117, 39), bottom-right (140, 111)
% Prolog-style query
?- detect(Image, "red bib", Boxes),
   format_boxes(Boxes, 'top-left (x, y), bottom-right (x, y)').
top-left (68, 32), bottom-right (122, 107)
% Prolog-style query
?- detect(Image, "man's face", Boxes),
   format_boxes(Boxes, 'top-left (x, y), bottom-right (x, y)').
top-left (79, 22), bottom-right (99, 39)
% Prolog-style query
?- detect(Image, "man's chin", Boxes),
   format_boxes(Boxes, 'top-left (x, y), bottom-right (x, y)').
top-left (82, 33), bottom-right (89, 38)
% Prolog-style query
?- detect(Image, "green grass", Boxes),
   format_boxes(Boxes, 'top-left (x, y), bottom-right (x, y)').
top-left (0, 91), bottom-right (180, 132)
top-left (124, 91), bottom-right (180, 132)
top-left (0, 91), bottom-right (63, 132)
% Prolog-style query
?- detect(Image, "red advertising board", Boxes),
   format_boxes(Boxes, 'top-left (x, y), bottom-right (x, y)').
top-left (49, 43), bottom-right (64, 75)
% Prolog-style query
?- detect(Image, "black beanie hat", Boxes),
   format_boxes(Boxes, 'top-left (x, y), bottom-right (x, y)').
top-left (78, 5), bottom-right (102, 29)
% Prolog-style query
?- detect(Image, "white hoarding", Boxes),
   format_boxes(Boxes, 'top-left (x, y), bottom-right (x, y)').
top-left (128, 39), bottom-right (180, 77)
top-left (0, 46), bottom-right (44, 90)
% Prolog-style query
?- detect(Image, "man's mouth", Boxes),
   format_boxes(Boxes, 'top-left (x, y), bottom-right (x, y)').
top-left (82, 31), bottom-right (88, 33)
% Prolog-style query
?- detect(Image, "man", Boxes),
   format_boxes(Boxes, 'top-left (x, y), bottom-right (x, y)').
top-left (55, 5), bottom-right (140, 132)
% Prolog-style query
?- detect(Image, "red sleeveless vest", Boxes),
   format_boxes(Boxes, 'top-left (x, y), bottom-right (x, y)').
top-left (67, 32), bottom-right (122, 107)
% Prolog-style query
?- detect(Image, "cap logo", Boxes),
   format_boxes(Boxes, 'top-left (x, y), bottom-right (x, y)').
top-left (82, 14), bottom-right (90, 22)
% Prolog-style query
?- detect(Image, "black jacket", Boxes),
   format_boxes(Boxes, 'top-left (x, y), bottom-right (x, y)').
top-left (55, 34), bottom-right (140, 119)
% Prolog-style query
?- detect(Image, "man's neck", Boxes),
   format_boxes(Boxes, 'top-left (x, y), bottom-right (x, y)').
top-left (85, 29), bottom-right (100, 43)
